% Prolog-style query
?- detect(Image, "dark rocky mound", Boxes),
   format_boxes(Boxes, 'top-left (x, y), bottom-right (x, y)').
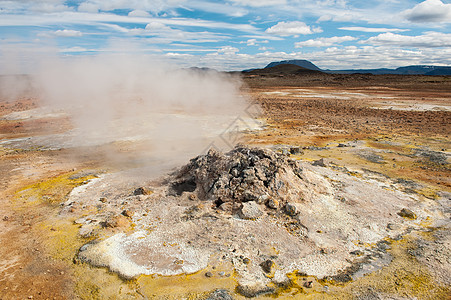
top-left (244, 64), bottom-right (323, 76)
top-left (169, 146), bottom-right (305, 213)
top-left (265, 59), bottom-right (322, 71)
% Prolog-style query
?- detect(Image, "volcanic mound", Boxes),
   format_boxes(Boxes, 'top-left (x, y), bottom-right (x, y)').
top-left (70, 146), bottom-right (445, 297)
top-left (170, 146), bottom-right (305, 215)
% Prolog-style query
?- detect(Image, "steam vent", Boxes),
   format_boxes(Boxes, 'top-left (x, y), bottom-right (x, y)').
top-left (70, 145), bottom-right (448, 297)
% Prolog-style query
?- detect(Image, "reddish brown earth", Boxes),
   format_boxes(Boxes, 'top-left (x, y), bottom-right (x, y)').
top-left (0, 73), bottom-right (450, 299)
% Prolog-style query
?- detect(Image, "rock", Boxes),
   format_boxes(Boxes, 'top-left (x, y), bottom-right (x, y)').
top-left (171, 146), bottom-right (306, 216)
top-left (122, 209), bottom-right (134, 218)
top-left (79, 225), bottom-right (94, 237)
top-left (284, 203), bottom-right (298, 216)
top-left (236, 284), bottom-right (274, 298)
top-left (257, 194), bottom-right (269, 204)
top-left (218, 202), bottom-right (233, 212)
top-left (338, 143), bottom-right (347, 147)
top-left (243, 190), bottom-right (259, 202)
top-left (103, 215), bottom-right (129, 228)
top-left (303, 280), bottom-right (313, 288)
top-left (205, 271), bottom-right (213, 278)
top-left (397, 208), bottom-right (417, 220)
top-left (206, 289), bottom-right (234, 300)
top-left (387, 223), bottom-right (401, 230)
top-left (133, 187), bottom-right (152, 195)
top-left (312, 158), bottom-right (326, 167)
top-left (290, 146), bottom-right (303, 155)
top-left (239, 201), bottom-right (263, 220)
top-left (260, 259), bottom-right (274, 273)
top-left (266, 198), bottom-right (279, 209)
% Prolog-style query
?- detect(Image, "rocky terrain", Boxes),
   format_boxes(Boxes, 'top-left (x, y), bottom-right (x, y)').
top-left (0, 73), bottom-right (450, 299)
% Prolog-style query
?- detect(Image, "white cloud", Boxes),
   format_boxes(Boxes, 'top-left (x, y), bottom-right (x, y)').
top-left (295, 36), bottom-right (356, 47)
top-left (239, 38), bottom-right (269, 46)
top-left (76, 0), bottom-right (185, 14)
top-left (128, 10), bottom-right (151, 17)
top-left (339, 27), bottom-right (409, 33)
top-left (228, 0), bottom-right (287, 7)
top-left (402, 0), bottom-right (451, 23)
top-left (77, 2), bottom-right (99, 13)
top-left (245, 38), bottom-right (257, 46)
top-left (364, 32), bottom-right (451, 48)
top-left (60, 46), bottom-right (88, 53)
top-left (0, 11), bottom-right (258, 33)
top-left (183, 1), bottom-right (249, 17)
top-left (145, 22), bottom-right (171, 31)
top-left (54, 29), bottom-right (83, 37)
top-left (123, 22), bottom-right (226, 44)
top-left (217, 46), bottom-right (239, 55)
top-left (265, 21), bottom-right (322, 36)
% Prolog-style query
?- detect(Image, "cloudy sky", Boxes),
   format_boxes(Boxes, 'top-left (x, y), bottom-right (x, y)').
top-left (0, 0), bottom-right (450, 71)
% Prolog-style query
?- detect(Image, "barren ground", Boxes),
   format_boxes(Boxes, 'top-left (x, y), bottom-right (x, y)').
top-left (0, 73), bottom-right (450, 299)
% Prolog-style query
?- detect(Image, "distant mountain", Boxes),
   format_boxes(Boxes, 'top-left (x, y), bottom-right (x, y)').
top-left (186, 67), bottom-right (218, 73)
top-left (425, 68), bottom-right (451, 76)
top-left (243, 64), bottom-right (323, 75)
top-left (250, 60), bottom-right (451, 76)
top-left (265, 60), bottom-right (322, 71)
top-left (325, 65), bottom-right (451, 76)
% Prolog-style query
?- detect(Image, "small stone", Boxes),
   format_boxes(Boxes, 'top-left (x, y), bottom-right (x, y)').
top-left (256, 194), bottom-right (269, 204)
top-left (239, 201), bottom-right (263, 220)
top-left (243, 257), bottom-right (250, 264)
top-left (350, 250), bottom-right (363, 256)
top-left (188, 193), bottom-right (197, 201)
top-left (290, 147), bottom-right (302, 155)
top-left (312, 158), bottom-right (326, 167)
top-left (104, 215), bottom-right (129, 228)
top-left (387, 223), bottom-right (401, 230)
top-left (397, 208), bottom-right (417, 220)
top-left (218, 271), bottom-right (226, 276)
top-left (133, 187), bottom-right (152, 196)
top-left (122, 210), bottom-right (134, 218)
top-left (236, 284), bottom-right (274, 298)
top-left (218, 202), bottom-right (233, 212)
top-left (266, 198), bottom-right (279, 209)
top-left (243, 190), bottom-right (259, 202)
top-left (284, 203), bottom-right (298, 216)
top-left (260, 259), bottom-right (274, 273)
top-left (303, 281), bottom-right (313, 288)
top-left (99, 197), bottom-right (107, 203)
top-left (2, 216), bottom-right (8, 221)
top-left (338, 143), bottom-right (346, 148)
top-left (205, 271), bottom-right (213, 278)
top-left (206, 289), bottom-right (233, 300)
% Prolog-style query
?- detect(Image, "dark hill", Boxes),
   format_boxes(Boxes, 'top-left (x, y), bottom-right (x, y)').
top-left (244, 64), bottom-right (323, 76)
top-left (265, 60), bottom-right (322, 71)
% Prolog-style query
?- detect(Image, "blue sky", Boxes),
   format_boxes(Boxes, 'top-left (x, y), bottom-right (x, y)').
top-left (0, 0), bottom-right (450, 71)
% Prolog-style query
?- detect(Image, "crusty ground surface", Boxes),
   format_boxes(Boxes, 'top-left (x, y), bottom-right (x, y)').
top-left (0, 73), bottom-right (450, 299)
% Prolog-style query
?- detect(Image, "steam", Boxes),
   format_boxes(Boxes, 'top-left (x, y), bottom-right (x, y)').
top-left (1, 53), bottom-right (254, 170)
